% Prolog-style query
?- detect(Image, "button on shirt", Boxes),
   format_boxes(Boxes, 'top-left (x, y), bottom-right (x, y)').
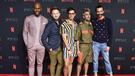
top-left (92, 17), bottom-right (113, 46)
top-left (34, 16), bottom-right (41, 46)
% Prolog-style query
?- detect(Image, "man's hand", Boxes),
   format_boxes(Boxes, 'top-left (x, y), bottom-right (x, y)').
top-left (105, 46), bottom-right (110, 52)
top-left (77, 51), bottom-right (83, 63)
top-left (77, 50), bottom-right (81, 56)
top-left (50, 48), bottom-right (53, 51)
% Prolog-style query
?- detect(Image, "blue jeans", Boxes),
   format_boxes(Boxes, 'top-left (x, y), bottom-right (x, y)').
top-left (92, 41), bottom-right (113, 74)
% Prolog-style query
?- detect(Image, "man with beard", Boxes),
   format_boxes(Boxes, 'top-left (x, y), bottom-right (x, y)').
top-left (75, 8), bottom-right (93, 76)
top-left (41, 7), bottom-right (63, 76)
top-left (92, 5), bottom-right (113, 76)
top-left (23, 2), bottom-right (48, 76)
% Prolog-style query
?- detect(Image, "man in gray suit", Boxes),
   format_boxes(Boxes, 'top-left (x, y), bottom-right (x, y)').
top-left (23, 2), bottom-right (48, 76)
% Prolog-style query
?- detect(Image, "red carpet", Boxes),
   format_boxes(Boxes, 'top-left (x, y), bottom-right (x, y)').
top-left (0, 74), bottom-right (135, 76)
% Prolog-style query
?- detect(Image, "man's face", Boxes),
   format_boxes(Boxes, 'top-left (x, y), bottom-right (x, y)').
top-left (83, 11), bottom-right (91, 21)
top-left (51, 9), bottom-right (60, 20)
top-left (96, 7), bottom-right (104, 18)
top-left (68, 10), bottom-right (76, 20)
top-left (34, 3), bottom-right (42, 16)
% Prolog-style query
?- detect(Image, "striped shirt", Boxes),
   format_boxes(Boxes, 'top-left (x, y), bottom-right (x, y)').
top-left (60, 19), bottom-right (77, 58)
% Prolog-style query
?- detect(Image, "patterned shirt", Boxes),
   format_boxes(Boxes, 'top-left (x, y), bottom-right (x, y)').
top-left (60, 19), bottom-right (77, 57)
top-left (92, 17), bottom-right (113, 46)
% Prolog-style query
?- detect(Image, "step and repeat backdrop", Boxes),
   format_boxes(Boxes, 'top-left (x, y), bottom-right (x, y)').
top-left (0, 0), bottom-right (135, 75)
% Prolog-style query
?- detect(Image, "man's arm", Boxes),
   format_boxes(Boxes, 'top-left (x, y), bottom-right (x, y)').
top-left (60, 24), bottom-right (70, 50)
top-left (75, 25), bottom-right (81, 54)
top-left (90, 22), bottom-right (94, 35)
top-left (23, 17), bottom-right (29, 47)
top-left (106, 19), bottom-right (113, 51)
top-left (107, 19), bottom-right (113, 47)
top-left (41, 23), bottom-right (51, 50)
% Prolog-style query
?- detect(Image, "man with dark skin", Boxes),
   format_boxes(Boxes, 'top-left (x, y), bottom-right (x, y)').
top-left (23, 2), bottom-right (48, 76)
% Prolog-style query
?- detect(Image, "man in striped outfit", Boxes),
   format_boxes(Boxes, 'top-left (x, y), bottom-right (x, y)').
top-left (60, 7), bottom-right (77, 76)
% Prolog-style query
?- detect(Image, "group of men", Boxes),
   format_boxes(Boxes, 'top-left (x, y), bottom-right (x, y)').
top-left (23, 2), bottom-right (113, 76)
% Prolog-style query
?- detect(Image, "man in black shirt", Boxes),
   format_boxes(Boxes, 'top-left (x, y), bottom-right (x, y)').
top-left (92, 5), bottom-right (113, 76)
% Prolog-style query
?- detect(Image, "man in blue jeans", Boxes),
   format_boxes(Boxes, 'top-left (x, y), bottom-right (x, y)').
top-left (92, 5), bottom-right (113, 76)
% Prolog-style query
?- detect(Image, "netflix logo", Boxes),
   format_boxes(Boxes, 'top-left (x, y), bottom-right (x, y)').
top-left (7, 37), bottom-right (18, 41)
top-left (6, 17), bottom-right (18, 22)
top-left (118, 46), bottom-right (123, 53)
top-left (12, 64), bottom-right (16, 70)
top-left (115, 38), bottom-right (127, 42)
top-left (9, 7), bottom-right (15, 13)
top-left (121, 8), bottom-right (125, 15)
top-left (131, 56), bottom-right (135, 61)
top-left (132, 38), bottom-right (135, 42)
top-left (116, 19), bottom-right (128, 23)
top-left (117, 65), bottom-right (121, 70)
top-left (8, 56), bottom-right (19, 60)
top-left (11, 45), bottom-right (16, 52)
top-left (10, 27), bottom-right (15, 33)
top-left (119, 27), bottom-right (124, 34)
top-left (0, 56), bottom-right (2, 60)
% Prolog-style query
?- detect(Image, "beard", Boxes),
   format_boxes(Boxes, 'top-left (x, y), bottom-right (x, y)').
top-left (54, 18), bottom-right (59, 21)
top-left (52, 17), bottom-right (59, 21)
top-left (97, 14), bottom-right (103, 18)
top-left (85, 19), bottom-right (90, 22)
top-left (34, 12), bottom-right (41, 17)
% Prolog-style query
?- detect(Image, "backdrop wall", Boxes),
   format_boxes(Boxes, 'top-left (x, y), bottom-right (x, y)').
top-left (0, 0), bottom-right (135, 75)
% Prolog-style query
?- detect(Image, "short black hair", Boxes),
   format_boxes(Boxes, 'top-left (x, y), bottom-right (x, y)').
top-left (50, 7), bottom-right (60, 14)
top-left (33, 2), bottom-right (42, 7)
top-left (67, 7), bottom-right (76, 13)
top-left (83, 8), bottom-right (91, 14)
top-left (95, 4), bottom-right (104, 11)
